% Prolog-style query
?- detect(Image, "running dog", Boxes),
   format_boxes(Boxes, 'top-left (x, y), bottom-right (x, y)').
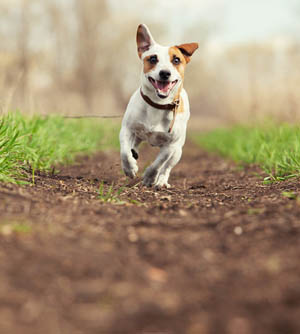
top-left (119, 24), bottom-right (198, 188)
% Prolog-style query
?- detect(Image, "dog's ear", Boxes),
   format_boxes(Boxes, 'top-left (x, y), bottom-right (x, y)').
top-left (137, 24), bottom-right (155, 58)
top-left (176, 43), bottom-right (199, 63)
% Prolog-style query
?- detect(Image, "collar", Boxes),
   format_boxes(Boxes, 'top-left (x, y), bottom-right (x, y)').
top-left (140, 89), bottom-right (180, 133)
top-left (140, 89), bottom-right (179, 111)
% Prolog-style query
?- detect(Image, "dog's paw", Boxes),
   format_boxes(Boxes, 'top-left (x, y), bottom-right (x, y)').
top-left (142, 167), bottom-right (158, 187)
top-left (124, 166), bottom-right (138, 178)
top-left (154, 181), bottom-right (171, 190)
top-left (153, 173), bottom-right (171, 189)
top-left (121, 154), bottom-right (138, 178)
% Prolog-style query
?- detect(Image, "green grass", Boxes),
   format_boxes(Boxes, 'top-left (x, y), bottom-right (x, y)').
top-left (0, 221), bottom-right (32, 235)
top-left (98, 181), bottom-right (125, 204)
top-left (97, 181), bottom-right (142, 205)
top-left (0, 112), bottom-right (120, 183)
top-left (194, 123), bottom-right (300, 180)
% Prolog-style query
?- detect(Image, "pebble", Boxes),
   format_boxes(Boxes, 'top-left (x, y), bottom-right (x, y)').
top-left (127, 227), bottom-right (138, 242)
top-left (234, 226), bottom-right (243, 235)
top-left (1, 225), bottom-right (12, 236)
top-left (179, 209), bottom-right (188, 217)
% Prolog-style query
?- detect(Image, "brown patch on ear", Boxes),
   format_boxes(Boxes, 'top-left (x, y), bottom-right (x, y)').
top-left (176, 43), bottom-right (198, 63)
top-left (137, 24), bottom-right (153, 58)
top-left (143, 55), bottom-right (157, 73)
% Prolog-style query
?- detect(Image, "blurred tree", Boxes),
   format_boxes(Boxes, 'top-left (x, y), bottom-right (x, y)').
top-left (180, 21), bottom-right (218, 117)
top-left (73, 0), bottom-right (108, 112)
top-left (18, 0), bottom-right (31, 104)
top-left (46, 1), bottom-right (69, 92)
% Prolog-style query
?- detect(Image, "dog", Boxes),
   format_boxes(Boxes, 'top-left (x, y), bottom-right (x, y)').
top-left (119, 24), bottom-right (198, 188)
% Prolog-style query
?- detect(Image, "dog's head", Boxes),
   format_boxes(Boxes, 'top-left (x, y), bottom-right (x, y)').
top-left (137, 24), bottom-right (198, 103)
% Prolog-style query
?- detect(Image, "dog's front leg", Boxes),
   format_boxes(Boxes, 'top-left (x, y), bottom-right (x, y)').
top-left (143, 145), bottom-right (175, 187)
top-left (119, 127), bottom-right (140, 178)
top-left (155, 146), bottom-right (182, 188)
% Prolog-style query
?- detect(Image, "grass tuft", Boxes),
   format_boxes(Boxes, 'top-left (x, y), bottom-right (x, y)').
top-left (0, 112), bottom-right (120, 183)
top-left (0, 221), bottom-right (32, 235)
top-left (98, 181), bottom-right (125, 204)
top-left (194, 123), bottom-right (300, 180)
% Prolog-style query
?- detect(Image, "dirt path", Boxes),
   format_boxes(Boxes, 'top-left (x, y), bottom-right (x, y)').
top-left (1, 141), bottom-right (300, 334)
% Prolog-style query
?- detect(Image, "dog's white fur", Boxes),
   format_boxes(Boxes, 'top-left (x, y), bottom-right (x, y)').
top-left (119, 24), bottom-right (198, 188)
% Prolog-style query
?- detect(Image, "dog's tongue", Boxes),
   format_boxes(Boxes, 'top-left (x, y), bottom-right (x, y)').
top-left (156, 81), bottom-right (171, 93)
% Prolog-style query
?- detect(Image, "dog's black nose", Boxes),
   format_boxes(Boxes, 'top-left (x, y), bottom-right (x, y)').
top-left (159, 70), bottom-right (171, 81)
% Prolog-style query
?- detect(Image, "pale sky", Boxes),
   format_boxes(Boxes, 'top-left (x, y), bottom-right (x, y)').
top-left (109, 0), bottom-right (299, 45)
top-left (218, 0), bottom-right (298, 44)
top-left (1, 0), bottom-right (299, 47)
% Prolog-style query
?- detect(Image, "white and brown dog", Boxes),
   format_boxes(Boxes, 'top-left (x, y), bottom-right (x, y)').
top-left (119, 24), bottom-right (198, 188)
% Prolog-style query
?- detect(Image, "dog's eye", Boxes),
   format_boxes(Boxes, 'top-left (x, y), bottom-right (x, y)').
top-left (172, 56), bottom-right (181, 65)
top-left (149, 55), bottom-right (158, 65)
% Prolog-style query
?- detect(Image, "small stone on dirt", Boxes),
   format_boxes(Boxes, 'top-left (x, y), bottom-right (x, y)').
top-left (234, 226), bottom-right (243, 235)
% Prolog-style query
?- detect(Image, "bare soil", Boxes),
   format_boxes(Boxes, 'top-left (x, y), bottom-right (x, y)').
top-left (1, 141), bottom-right (300, 334)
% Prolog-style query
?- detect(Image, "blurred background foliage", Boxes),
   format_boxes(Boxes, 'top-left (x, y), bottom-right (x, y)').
top-left (0, 0), bottom-right (299, 129)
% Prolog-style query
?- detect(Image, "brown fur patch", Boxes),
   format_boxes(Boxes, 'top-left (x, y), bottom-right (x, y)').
top-left (176, 43), bottom-right (198, 63)
top-left (169, 47), bottom-right (186, 113)
top-left (143, 55), bottom-right (157, 73)
top-left (168, 96), bottom-right (184, 132)
top-left (178, 96), bottom-right (184, 114)
top-left (168, 47), bottom-right (187, 79)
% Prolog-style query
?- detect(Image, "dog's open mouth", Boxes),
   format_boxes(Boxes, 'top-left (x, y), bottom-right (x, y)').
top-left (148, 77), bottom-right (178, 98)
